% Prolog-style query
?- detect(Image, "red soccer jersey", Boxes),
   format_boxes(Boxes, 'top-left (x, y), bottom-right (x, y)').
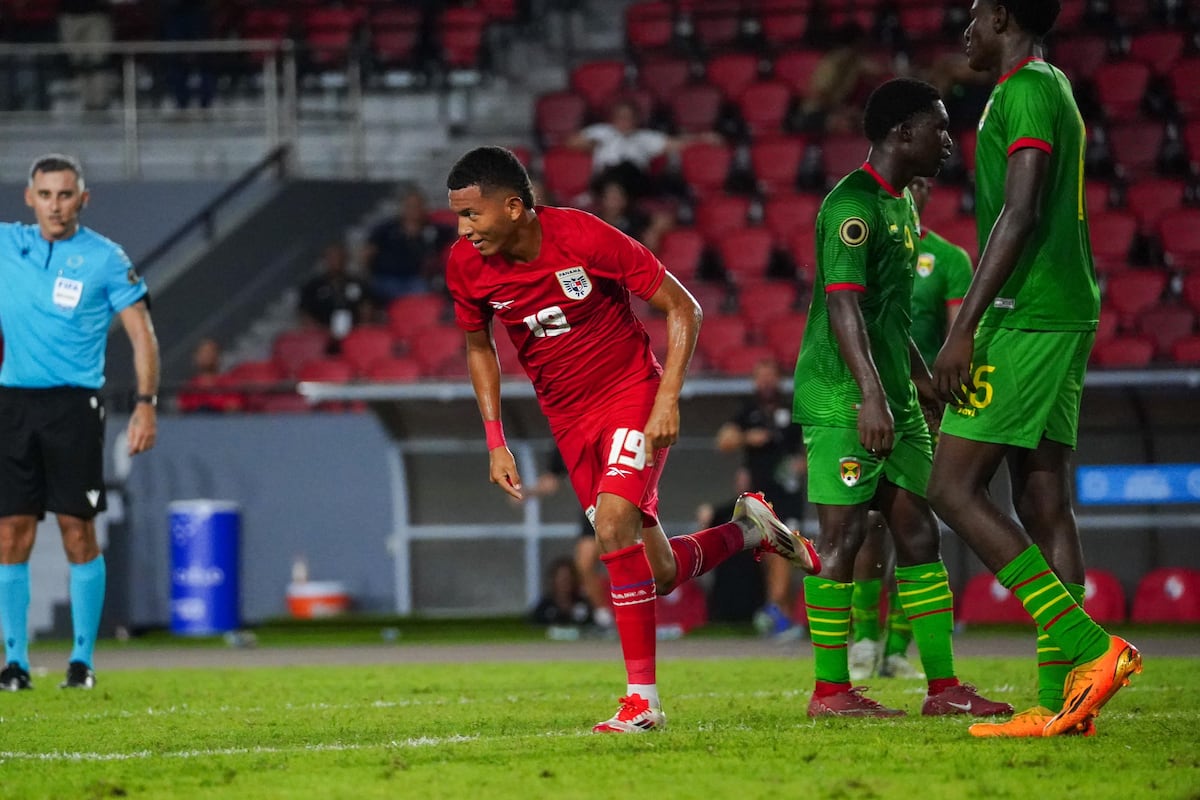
top-left (446, 206), bottom-right (666, 419)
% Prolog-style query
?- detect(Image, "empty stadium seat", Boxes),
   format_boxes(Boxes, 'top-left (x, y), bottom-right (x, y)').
top-left (438, 7), bottom-right (489, 71)
top-left (680, 141), bottom-right (733, 196)
top-left (541, 147), bottom-right (594, 202)
top-left (387, 294), bottom-right (447, 343)
top-left (897, 5), bottom-right (945, 40)
top-left (626, 1), bottom-right (675, 54)
top-left (1096, 310), bottom-right (1119, 344)
top-left (1107, 121), bottom-right (1163, 178)
top-left (1083, 569), bottom-right (1127, 624)
top-left (1091, 335), bottom-right (1155, 368)
top-left (339, 326), bottom-right (396, 374)
top-left (1088, 209), bottom-right (1138, 273)
top-left (656, 227), bottom-right (707, 277)
top-left (716, 227), bottom-right (774, 281)
top-left (668, 83), bottom-right (723, 133)
top-left (759, 0), bottom-right (811, 48)
top-left (1052, 35), bottom-right (1110, 82)
top-left (820, 135), bottom-right (868, 186)
top-left (1128, 29), bottom-right (1185, 76)
top-left (1135, 305), bottom-right (1195, 358)
top-left (1124, 178), bottom-right (1185, 235)
top-left (696, 314), bottom-right (749, 362)
top-left (1131, 568), bottom-right (1200, 623)
top-left (1167, 57), bottom-right (1200, 118)
top-left (957, 573), bottom-right (1031, 625)
top-left (772, 49), bottom-right (823, 96)
top-left (272, 328), bottom-right (330, 377)
top-left (690, 2), bottom-right (742, 52)
top-left (787, 227), bottom-right (817, 284)
top-left (296, 357), bottom-right (355, 384)
top-left (761, 312), bottom-right (807, 366)
top-left (1158, 209), bottom-right (1200, 272)
top-left (1170, 334), bottom-right (1200, 364)
top-left (1086, 180), bottom-right (1112, 214)
top-left (693, 195), bottom-right (752, 242)
top-left (363, 356), bottom-right (422, 383)
top-left (410, 325), bottom-right (466, 375)
top-left (935, 217), bottom-right (979, 261)
top-left (737, 279), bottom-right (799, 322)
top-left (705, 52), bottom-right (761, 100)
top-left (636, 56), bottom-right (693, 105)
top-left (570, 59), bottom-right (628, 115)
top-left (751, 136), bottom-right (808, 196)
top-left (534, 91), bottom-right (587, 148)
top-left (1184, 274), bottom-right (1200, 315)
top-left (1093, 60), bottom-right (1151, 121)
top-left (712, 344), bottom-right (776, 376)
top-left (763, 191), bottom-right (821, 243)
top-left (736, 79), bottom-right (793, 136)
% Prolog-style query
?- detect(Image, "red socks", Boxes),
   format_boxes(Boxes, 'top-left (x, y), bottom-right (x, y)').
top-left (602, 542), bottom-right (658, 685)
top-left (666, 522), bottom-right (744, 591)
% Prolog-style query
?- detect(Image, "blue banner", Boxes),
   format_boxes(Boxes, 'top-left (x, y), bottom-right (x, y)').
top-left (1076, 464), bottom-right (1200, 505)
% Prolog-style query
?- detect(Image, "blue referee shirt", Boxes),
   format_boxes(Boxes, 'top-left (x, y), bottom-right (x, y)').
top-left (0, 222), bottom-right (148, 389)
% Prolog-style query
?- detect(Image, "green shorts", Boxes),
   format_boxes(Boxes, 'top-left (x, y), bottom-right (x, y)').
top-left (939, 327), bottom-right (1093, 449)
top-left (804, 418), bottom-right (933, 506)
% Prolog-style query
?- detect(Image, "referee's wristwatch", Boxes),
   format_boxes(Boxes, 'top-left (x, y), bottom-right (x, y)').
top-left (134, 393), bottom-right (158, 408)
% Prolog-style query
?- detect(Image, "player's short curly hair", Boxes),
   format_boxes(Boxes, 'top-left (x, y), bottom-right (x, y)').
top-left (862, 78), bottom-right (943, 144)
top-left (996, 0), bottom-right (1061, 37)
top-left (447, 146), bottom-right (536, 209)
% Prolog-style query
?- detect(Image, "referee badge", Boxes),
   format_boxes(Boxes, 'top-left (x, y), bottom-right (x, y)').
top-left (838, 218), bottom-right (869, 247)
top-left (839, 457), bottom-right (861, 487)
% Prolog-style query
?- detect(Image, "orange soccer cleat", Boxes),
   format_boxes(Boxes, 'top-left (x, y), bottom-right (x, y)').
top-left (969, 706), bottom-right (1096, 738)
top-left (1043, 635), bottom-right (1142, 737)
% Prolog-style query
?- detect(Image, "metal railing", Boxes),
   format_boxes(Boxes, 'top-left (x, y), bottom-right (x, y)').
top-left (0, 39), bottom-right (299, 178)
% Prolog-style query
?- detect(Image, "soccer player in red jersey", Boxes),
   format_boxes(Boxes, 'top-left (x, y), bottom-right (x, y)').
top-left (444, 147), bottom-right (820, 733)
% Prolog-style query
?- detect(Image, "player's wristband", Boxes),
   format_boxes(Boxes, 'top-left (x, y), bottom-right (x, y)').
top-left (484, 419), bottom-right (506, 451)
top-left (134, 393), bottom-right (158, 408)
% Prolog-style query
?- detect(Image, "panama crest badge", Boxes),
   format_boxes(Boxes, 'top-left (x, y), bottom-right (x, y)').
top-left (556, 266), bottom-right (592, 300)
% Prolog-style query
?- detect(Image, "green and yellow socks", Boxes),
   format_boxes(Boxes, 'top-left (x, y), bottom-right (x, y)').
top-left (895, 561), bottom-right (956, 681)
top-left (805, 577), bottom-right (853, 684)
top-left (850, 577), bottom-right (881, 643)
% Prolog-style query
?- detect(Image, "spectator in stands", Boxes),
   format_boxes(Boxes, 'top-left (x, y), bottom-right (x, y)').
top-left (177, 337), bottom-right (243, 414)
top-left (566, 99), bottom-right (721, 199)
top-left (590, 172), bottom-right (673, 253)
top-left (798, 23), bottom-right (887, 134)
top-left (162, 0), bottom-right (216, 112)
top-left (58, 0), bottom-right (115, 112)
top-left (298, 242), bottom-right (376, 343)
top-left (530, 557), bottom-right (593, 628)
top-left (715, 357), bottom-right (807, 640)
top-left (362, 188), bottom-right (455, 301)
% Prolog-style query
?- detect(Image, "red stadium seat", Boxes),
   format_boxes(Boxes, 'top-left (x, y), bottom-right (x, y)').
top-left (1083, 570), bottom-right (1127, 624)
top-left (1182, 274), bottom-right (1200, 315)
top-left (1131, 568), bottom-right (1200, 623)
top-left (256, 393), bottom-right (313, 414)
top-left (668, 83), bottom-right (723, 133)
top-left (476, 0), bottom-right (520, 23)
top-left (438, 7), bottom-right (488, 71)
top-left (625, 1), bottom-right (675, 54)
top-left (1107, 121), bottom-right (1163, 179)
top-left (1091, 335), bottom-right (1155, 368)
top-left (935, 217), bottom-right (979, 262)
top-left (1086, 180), bottom-right (1112, 214)
top-left (1128, 29), bottom-right (1185, 76)
top-left (371, 26), bottom-right (422, 71)
top-left (897, 5), bottom-right (944, 40)
top-left (656, 227), bottom-right (707, 277)
top-left (680, 141), bottom-right (733, 196)
top-left (221, 359), bottom-right (286, 388)
top-left (1136, 305), bottom-right (1195, 358)
top-left (760, 0), bottom-right (811, 48)
top-left (1088, 209), bottom-right (1138, 274)
top-left (736, 79), bottom-right (792, 136)
top-left (690, 3), bottom-right (742, 52)
top-left (712, 344), bottom-right (777, 376)
top-left (541, 147), bottom-right (594, 202)
top-left (737, 280), bottom-right (799, 324)
top-left (570, 60), bottom-right (628, 115)
top-left (339, 326), bottom-right (396, 374)
top-left (534, 91), bottom-right (587, 148)
top-left (761, 312), bottom-right (807, 366)
top-left (696, 314), bottom-right (749, 362)
top-left (694, 195), bottom-right (752, 242)
top-left (364, 356), bottom-right (422, 382)
top-left (957, 573), bottom-right (1032, 625)
top-left (1158, 209), bottom-right (1200, 272)
top-left (410, 325), bottom-right (466, 375)
top-left (716, 228), bottom-right (774, 282)
top-left (1124, 178), bottom-right (1184, 236)
top-left (1095, 310), bottom-right (1119, 345)
top-left (763, 191), bottom-right (821, 243)
top-left (1111, 0), bottom-right (1150, 27)
top-left (272, 328), bottom-right (330, 377)
top-left (1170, 335), bottom-right (1200, 364)
top-left (648, 573), bottom-right (709, 633)
top-left (1051, 35), bottom-right (1110, 83)
top-left (787, 227), bottom-right (817, 284)
top-left (705, 52), bottom-right (760, 100)
top-left (1167, 57), bottom-right (1200, 117)
top-left (296, 357), bottom-right (355, 384)
top-left (751, 136), bottom-right (808, 196)
top-left (772, 49), bottom-right (824, 96)
top-left (387, 294), bottom-right (448, 344)
top-left (1104, 270), bottom-right (1168, 319)
top-left (820, 135), bottom-right (868, 187)
top-left (637, 56), bottom-right (693, 105)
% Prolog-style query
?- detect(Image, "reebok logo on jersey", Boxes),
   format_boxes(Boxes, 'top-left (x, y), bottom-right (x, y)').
top-left (839, 458), bottom-right (861, 487)
top-left (556, 267), bottom-right (592, 300)
top-left (839, 218), bottom-right (869, 247)
top-left (606, 466), bottom-right (633, 478)
top-left (490, 300), bottom-right (515, 310)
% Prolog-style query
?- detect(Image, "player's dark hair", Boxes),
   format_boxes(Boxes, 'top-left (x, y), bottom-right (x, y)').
top-left (862, 78), bottom-right (943, 144)
top-left (447, 146), bottom-right (535, 209)
top-left (29, 153), bottom-right (85, 188)
top-left (997, 0), bottom-right (1060, 37)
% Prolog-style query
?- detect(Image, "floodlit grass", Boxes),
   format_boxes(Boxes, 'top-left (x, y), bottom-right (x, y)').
top-left (0, 644), bottom-right (1195, 800)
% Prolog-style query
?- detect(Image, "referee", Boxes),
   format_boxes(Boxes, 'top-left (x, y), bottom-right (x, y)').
top-left (0, 154), bottom-right (160, 691)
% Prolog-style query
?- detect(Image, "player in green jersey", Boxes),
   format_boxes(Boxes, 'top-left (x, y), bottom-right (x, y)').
top-left (794, 78), bottom-right (1011, 719)
top-left (848, 176), bottom-right (974, 681)
top-left (928, 0), bottom-right (1141, 738)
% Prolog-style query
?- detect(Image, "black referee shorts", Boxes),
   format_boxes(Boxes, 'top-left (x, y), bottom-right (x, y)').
top-left (0, 387), bottom-right (107, 519)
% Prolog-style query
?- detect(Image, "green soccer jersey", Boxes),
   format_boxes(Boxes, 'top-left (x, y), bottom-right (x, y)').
top-left (793, 166), bottom-right (921, 429)
top-left (911, 228), bottom-right (973, 368)
top-left (974, 57), bottom-right (1099, 331)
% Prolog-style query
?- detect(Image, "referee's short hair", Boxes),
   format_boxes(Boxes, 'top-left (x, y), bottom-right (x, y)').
top-left (29, 153), bottom-right (85, 189)
top-left (447, 146), bottom-right (535, 210)
top-left (998, 0), bottom-right (1060, 38)
top-left (863, 79), bottom-right (943, 145)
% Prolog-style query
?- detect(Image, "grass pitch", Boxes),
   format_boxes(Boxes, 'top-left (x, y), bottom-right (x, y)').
top-left (0, 632), bottom-right (1196, 800)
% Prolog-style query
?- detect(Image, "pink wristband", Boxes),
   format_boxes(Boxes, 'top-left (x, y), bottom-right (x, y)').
top-left (484, 419), bottom-right (506, 451)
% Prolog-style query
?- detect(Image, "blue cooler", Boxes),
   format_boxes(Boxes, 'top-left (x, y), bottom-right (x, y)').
top-left (168, 500), bottom-right (240, 635)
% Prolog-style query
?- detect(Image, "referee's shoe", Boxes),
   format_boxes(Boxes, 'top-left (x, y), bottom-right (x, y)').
top-left (60, 660), bottom-right (96, 689)
top-left (0, 662), bottom-right (32, 691)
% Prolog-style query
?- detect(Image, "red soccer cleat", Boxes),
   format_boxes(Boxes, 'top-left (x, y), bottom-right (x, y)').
top-left (733, 491), bottom-right (821, 574)
top-left (921, 682), bottom-right (1013, 717)
top-left (592, 693), bottom-right (666, 733)
top-left (807, 686), bottom-right (906, 718)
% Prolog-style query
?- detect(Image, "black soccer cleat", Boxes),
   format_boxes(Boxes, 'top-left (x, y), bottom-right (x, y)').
top-left (0, 661), bottom-right (32, 691)
top-left (59, 660), bottom-right (95, 690)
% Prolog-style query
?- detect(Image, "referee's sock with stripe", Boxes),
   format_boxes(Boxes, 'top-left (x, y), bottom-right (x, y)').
top-left (997, 545), bottom-right (1109, 665)
top-left (68, 556), bottom-right (106, 668)
top-left (0, 562), bottom-right (31, 671)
